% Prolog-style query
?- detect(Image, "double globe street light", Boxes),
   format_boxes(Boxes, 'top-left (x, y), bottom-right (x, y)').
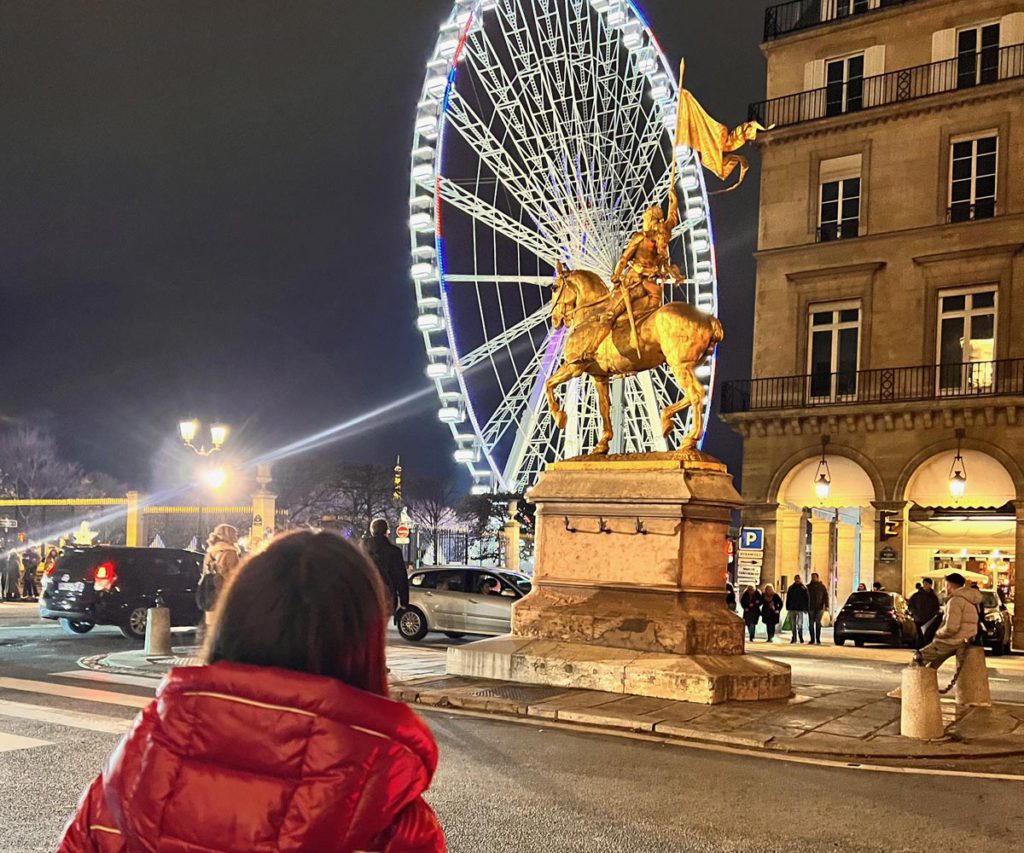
top-left (178, 419), bottom-right (230, 491)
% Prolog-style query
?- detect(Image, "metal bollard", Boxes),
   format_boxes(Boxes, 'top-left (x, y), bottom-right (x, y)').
top-left (954, 645), bottom-right (992, 708)
top-left (145, 603), bottom-right (173, 657)
top-left (900, 665), bottom-right (944, 740)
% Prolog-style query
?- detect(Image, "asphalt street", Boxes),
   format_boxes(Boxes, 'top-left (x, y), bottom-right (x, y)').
top-left (1, 603), bottom-right (1022, 852)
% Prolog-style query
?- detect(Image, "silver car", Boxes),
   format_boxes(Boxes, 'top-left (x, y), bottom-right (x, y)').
top-left (397, 566), bottom-right (532, 642)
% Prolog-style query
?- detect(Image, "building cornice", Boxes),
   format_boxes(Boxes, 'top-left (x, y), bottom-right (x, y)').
top-left (754, 213), bottom-right (1024, 261)
top-left (719, 396), bottom-right (1024, 440)
top-left (912, 242), bottom-right (1024, 266)
top-left (785, 262), bottom-right (886, 286)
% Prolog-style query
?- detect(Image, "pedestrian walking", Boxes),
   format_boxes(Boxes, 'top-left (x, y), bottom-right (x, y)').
top-left (908, 577), bottom-right (941, 648)
top-left (21, 548), bottom-right (40, 600)
top-left (59, 530), bottom-right (446, 853)
top-left (365, 518), bottom-right (410, 616)
top-left (760, 584), bottom-right (782, 643)
top-left (198, 524), bottom-right (240, 626)
top-left (785, 574), bottom-right (809, 643)
top-left (806, 572), bottom-right (829, 645)
top-left (3, 550), bottom-right (21, 600)
top-left (913, 572), bottom-right (983, 669)
top-left (740, 585), bottom-right (762, 641)
top-left (725, 582), bottom-right (736, 612)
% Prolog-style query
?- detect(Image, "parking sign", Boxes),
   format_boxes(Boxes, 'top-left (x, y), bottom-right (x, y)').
top-left (739, 527), bottom-right (764, 551)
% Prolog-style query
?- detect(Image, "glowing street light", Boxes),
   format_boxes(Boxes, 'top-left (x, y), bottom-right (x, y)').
top-left (948, 428), bottom-right (967, 501)
top-left (179, 419), bottom-right (229, 456)
top-left (813, 436), bottom-right (831, 503)
top-left (202, 466), bottom-right (228, 491)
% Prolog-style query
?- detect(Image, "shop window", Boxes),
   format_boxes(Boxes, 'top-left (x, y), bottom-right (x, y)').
top-left (956, 23), bottom-right (1000, 88)
top-left (824, 53), bottom-right (864, 116)
top-left (808, 301), bottom-right (860, 402)
top-left (948, 133), bottom-right (997, 223)
top-left (937, 287), bottom-right (996, 394)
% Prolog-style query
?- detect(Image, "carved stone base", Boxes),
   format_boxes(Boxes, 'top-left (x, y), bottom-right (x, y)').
top-left (445, 458), bottom-right (791, 704)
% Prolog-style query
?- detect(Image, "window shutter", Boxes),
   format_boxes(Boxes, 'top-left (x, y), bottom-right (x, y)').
top-left (862, 46), bottom-right (886, 106)
top-left (931, 28), bottom-right (956, 62)
top-left (804, 59), bottom-right (826, 90)
top-left (803, 60), bottom-right (826, 121)
top-left (1000, 13), bottom-right (1024, 47)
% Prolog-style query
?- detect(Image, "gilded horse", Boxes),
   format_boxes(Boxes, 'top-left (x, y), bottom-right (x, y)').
top-left (546, 263), bottom-right (723, 454)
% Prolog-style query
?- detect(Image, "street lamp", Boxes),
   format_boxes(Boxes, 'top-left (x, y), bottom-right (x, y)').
top-left (202, 466), bottom-right (228, 491)
top-left (179, 418), bottom-right (229, 456)
top-left (948, 428), bottom-right (967, 501)
top-left (813, 436), bottom-right (831, 502)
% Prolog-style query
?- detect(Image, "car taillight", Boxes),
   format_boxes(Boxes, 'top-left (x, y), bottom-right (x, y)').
top-left (45, 562), bottom-right (57, 576)
top-left (882, 608), bottom-right (897, 619)
top-left (92, 561), bottom-right (118, 592)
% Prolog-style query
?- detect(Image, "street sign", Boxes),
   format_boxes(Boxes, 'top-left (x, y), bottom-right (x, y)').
top-left (739, 527), bottom-right (764, 551)
top-left (0, 517), bottom-right (17, 530)
top-left (396, 523), bottom-right (411, 545)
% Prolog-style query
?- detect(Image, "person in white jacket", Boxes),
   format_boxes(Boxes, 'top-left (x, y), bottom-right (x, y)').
top-left (914, 572), bottom-right (982, 668)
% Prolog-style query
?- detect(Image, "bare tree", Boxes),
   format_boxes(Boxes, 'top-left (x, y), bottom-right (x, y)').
top-left (408, 477), bottom-right (460, 560)
top-left (0, 427), bottom-right (88, 532)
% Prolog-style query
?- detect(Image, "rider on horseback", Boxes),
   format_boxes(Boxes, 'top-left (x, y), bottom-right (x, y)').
top-left (577, 185), bottom-right (683, 361)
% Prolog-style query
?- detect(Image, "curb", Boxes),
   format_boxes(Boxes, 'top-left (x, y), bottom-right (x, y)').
top-left (78, 655), bottom-right (1024, 764)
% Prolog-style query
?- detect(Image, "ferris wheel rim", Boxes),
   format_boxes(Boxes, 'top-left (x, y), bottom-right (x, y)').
top-left (409, 0), bottom-right (720, 494)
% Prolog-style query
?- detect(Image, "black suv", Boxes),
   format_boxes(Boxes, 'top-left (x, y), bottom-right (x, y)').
top-left (39, 546), bottom-right (203, 640)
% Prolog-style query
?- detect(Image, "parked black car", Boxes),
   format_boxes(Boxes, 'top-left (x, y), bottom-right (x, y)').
top-left (834, 591), bottom-right (917, 648)
top-left (39, 546), bottom-right (203, 639)
top-left (979, 590), bottom-right (1013, 655)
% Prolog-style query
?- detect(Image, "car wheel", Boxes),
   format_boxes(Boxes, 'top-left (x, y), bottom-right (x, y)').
top-left (834, 636), bottom-right (846, 646)
top-left (397, 607), bottom-right (429, 642)
top-left (853, 638), bottom-right (865, 647)
top-left (119, 606), bottom-right (149, 641)
top-left (59, 618), bottom-right (95, 635)
top-left (443, 632), bottom-right (466, 639)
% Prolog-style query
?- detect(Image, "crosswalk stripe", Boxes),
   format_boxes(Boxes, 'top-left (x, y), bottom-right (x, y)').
top-left (0, 699), bottom-right (132, 735)
top-left (0, 731), bottom-right (52, 752)
top-left (52, 670), bottom-right (162, 689)
top-left (0, 677), bottom-right (150, 708)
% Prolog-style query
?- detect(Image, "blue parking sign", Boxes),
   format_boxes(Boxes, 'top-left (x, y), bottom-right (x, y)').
top-left (739, 527), bottom-right (764, 551)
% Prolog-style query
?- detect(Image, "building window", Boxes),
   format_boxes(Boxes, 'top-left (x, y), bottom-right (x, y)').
top-left (937, 287), bottom-right (996, 394)
top-left (825, 54), bottom-right (864, 116)
top-left (957, 23), bottom-right (1000, 89)
top-left (808, 302), bottom-right (860, 401)
top-left (948, 133), bottom-right (997, 222)
top-left (818, 154), bottom-right (861, 241)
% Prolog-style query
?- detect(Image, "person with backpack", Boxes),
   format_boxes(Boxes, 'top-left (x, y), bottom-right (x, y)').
top-left (60, 530), bottom-right (445, 852)
top-left (914, 572), bottom-right (983, 668)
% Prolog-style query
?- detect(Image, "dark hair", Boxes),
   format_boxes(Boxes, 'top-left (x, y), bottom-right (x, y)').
top-left (370, 518), bottom-right (389, 537)
top-left (945, 572), bottom-right (966, 588)
top-left (205, 530), bottom-right (388, 696)
top-left (923, 578), bottom-right (933, 586)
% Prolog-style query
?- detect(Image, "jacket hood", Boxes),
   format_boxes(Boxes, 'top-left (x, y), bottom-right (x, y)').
top-left (950, 586), bottom-right (983, 606)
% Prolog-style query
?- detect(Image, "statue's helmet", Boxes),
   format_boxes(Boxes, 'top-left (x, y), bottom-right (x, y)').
top-left (642, 205), bottom-right (664, 230)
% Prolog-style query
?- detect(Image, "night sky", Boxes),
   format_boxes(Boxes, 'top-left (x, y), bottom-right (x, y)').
top-left (1, 0), bottom-right (772, 492)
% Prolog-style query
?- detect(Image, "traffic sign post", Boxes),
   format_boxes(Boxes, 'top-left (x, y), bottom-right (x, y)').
top-left (0, 517), bottom-right (18, 530)
top-left (395, 523), bottom-right (411, 545)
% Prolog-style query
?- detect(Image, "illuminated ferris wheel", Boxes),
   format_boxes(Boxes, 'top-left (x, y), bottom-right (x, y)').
top-left (409, 0), bottom-right (718, 494)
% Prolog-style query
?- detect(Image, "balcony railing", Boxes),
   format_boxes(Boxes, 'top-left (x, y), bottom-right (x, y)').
top-left (763, 0), bottom-right (920, 42)
top-left (720, 359), bottom-right (1024, 414)
top-left (749, 43), bottom-right (1024, 129)
top-left (816, 220), bottom-right (860, 242)
top-left (946, 200), bottom-right (996, 224)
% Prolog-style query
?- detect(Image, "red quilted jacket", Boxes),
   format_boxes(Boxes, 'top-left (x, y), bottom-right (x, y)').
top-left (59, 662), bottom-right (445, 853)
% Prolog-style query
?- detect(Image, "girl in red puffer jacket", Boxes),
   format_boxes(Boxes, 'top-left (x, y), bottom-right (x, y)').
top-left (60, 530), bottom-right (446, 853)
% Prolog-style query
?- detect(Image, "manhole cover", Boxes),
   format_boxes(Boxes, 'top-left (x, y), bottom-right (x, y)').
top-left (470, 686), bottom-right (533, 701)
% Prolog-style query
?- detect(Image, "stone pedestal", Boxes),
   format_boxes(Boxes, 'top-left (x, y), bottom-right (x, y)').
top-left (447, 453), bottom-right (791, 704)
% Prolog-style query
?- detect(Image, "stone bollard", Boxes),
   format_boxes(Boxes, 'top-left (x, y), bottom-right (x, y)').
top-left (954, 645), bottom-right (992, 708)
top-left (900, 665), bottom-right (944, 740)
top-left (145, 605), bottom-right (173, 657)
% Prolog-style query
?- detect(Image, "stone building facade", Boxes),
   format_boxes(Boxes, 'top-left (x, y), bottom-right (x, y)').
top-left (719, 0), bottom-right (1024, 649)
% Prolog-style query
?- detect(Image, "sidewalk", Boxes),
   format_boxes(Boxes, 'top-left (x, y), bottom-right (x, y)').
top-left (82, 644), bottom-right (1024, 765)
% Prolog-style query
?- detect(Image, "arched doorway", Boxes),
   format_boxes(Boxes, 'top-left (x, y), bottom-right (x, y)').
top-left (775, 454), bottom-right (878, 608)
top-left (904, 449), bottom-right (1017, 599)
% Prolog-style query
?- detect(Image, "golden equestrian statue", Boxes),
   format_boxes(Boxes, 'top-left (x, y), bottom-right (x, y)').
top-left (545, 59), bottom-right (765, 455)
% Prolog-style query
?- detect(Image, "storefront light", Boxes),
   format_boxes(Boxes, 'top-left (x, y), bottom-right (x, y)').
top-left (948, 428), bottom-right (967, 501)
top-left (813, 436), bottom-right (831, 502)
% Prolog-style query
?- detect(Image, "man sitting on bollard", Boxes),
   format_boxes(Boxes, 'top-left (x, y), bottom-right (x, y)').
top-left (913, 573), bottom-right (982, 668)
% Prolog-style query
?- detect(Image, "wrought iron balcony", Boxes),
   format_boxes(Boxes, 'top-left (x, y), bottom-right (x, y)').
top-left (749, 43), bottom-right (1024, 129)
top-left (816, 220), bottom-right (860, 242)
top-left (763, 0), bottom-right (922, 42)
top-left (720, 359), bottom-right (1024, 414)
top-left (946, 201), bottom-right (996, 224)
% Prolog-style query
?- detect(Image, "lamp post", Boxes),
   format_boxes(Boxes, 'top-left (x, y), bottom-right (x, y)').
top-left (948, 428), bottom-right (967, 501)
top-left (179, 419), bottom-right (229, 456)
top-left (813, 435), bottom-right (832, 503)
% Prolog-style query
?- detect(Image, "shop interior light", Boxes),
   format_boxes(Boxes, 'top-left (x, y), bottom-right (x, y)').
top-left (813, 435), bottom-right (831, 502)
top-left (948, 428), bottom-right (967, 500)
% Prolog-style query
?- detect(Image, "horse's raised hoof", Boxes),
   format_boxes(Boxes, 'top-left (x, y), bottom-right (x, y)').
top-left (555, 411), bottom-right (567, 430)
